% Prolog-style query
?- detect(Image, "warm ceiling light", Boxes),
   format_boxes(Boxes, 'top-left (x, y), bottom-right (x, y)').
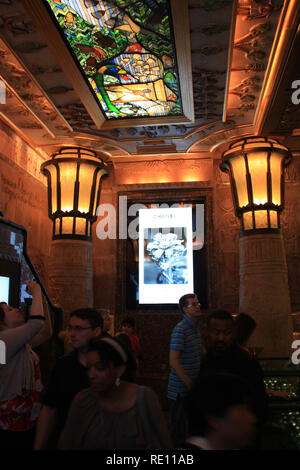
top-left (220, 137), bottom-right (292, 231)
top-left (41, 147), bottom-right (108, 239)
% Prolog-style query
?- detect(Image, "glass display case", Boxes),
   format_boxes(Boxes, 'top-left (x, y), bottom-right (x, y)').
top-left (260, 358), bottom-right (300, 449)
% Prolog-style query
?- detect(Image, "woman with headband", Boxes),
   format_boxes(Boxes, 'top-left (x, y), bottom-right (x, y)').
top-left (58, 337), bottom-right (172, 450)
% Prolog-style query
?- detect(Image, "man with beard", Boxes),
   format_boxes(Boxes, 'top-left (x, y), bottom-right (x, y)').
top-left (199, 310), bottom-right (268, 426)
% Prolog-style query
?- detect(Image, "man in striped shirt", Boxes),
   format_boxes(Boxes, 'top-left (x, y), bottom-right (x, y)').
top-left (168, 293), bottom-right (203, 447)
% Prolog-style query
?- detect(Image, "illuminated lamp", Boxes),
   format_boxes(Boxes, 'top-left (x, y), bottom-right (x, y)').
top-left (220, 136), bottom-right (292, 231)
top-left (220, 136), bottom-right (293, 358)
top-left (41, 147), bottom-right (108, 239)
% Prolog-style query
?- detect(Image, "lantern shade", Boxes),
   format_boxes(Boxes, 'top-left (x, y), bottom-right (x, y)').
top-left (41, 147), bottom-right (108, 239)
top-left (220, 137), bottom-right (292, 231)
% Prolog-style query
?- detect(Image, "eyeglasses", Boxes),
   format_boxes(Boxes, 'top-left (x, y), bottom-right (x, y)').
top-left (186, 302), bottom-right (201, 308)
top-left (66, 326), bottom-right (93, 333)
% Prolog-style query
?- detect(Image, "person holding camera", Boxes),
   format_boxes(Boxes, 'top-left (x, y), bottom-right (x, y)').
top-left (0, 280), bottom-right (45, 450)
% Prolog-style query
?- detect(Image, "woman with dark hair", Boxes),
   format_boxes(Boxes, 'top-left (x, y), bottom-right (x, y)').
top-left (0, 281), bottom-right (45, 450)
top-left (58, 337), bottom-right (172, 450)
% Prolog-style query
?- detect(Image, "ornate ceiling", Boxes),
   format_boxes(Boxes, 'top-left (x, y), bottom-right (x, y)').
top-left (44, 0), bottom-right (184, 121)
top-left (0, 0), bottom-right (299, 163)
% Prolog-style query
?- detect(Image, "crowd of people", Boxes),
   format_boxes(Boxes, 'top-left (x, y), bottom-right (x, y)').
top-left (0, 284), bottom-right (298, 450)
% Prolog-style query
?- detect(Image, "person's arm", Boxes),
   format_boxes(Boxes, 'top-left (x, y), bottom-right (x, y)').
top-left (31, 300), bottom-right (53, 348)
top-left (169, 350), bottom-right (193, 390)
top-left (27, 280), bottom-right (44, 318)
top-left (0, 281), bottom-right (45, 360)
top-left (34, 405), bottom-right (58, 450)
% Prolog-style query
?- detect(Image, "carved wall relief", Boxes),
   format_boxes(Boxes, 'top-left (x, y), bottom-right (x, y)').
top-left (0, 118), bottom-right (52, 288)
top-left (282, 161), bottom-right (300, 311)
top-left (113, 158), bottom-right (213, 185)
top-left (48, 240), bottom-right (94, 325)
top-left (239, 232), bottom-right (292, 357)
top-left (214, 202), bottom-right (240, 311)
top-left (212, 158), bottom-right (240, 311)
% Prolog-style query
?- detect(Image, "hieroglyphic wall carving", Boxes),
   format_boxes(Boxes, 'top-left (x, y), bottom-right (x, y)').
top-left (48, 240), bottom-right (94, 325)
top-left (113, 158), bottom-right (213, 185)
top-left (282, 155), bottom-right (300, 311)
top-left (213, 160), bottom-right (240, 312)
top-left (239, 233), bottom-right (292, 357)
top-left (0, 119), bottom-right (52, 289)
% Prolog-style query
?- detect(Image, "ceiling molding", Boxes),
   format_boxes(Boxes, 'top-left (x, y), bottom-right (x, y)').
top-left (189, 124), bottom-right (255, 154)
top-left (222, 0), bottom-right (238, 122)
top-left (171, 0), bottom-right (194, 123)
top-left (254, 0), bottom-right (300, 133)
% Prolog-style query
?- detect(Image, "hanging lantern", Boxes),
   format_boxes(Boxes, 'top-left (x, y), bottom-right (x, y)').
top-left (41, 147), bottom-right (108, 239)
top-left (220, 137), bottom-right (292, 231)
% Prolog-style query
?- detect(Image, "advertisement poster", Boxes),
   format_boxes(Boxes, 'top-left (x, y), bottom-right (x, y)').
top-left (139, 207), bottom-right (194, 304)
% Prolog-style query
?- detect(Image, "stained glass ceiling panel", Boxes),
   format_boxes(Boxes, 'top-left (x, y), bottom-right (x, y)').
top-left (44, 0), bottom-right (183, 121)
